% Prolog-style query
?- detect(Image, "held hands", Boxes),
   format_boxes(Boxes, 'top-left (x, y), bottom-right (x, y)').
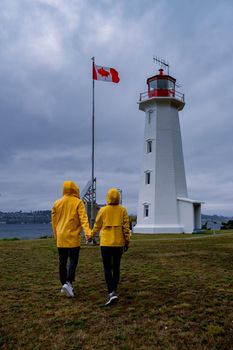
top-left (86, 235), bottom-right (99, 246)
top-left (86, 235), bottom-right (92, 242)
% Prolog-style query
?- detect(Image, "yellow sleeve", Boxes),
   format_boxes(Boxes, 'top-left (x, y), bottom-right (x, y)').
top-left (77, 200), bottom-right (91, 238)
top-left (91, 208), bottom-right (103, 237)
top-left (122, 208), bottom-right (130, 245)
top-left (51, 206), bottom-right (57, 241)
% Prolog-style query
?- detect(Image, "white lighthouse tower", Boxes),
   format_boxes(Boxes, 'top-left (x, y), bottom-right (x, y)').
top-left (134, 67), bottom-right (202, 234)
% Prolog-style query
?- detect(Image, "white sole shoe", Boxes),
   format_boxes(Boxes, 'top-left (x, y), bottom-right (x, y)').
top-left (61, 283), bottom-right (74, 297)
top-left (105, 295), bottom-right (118, 306)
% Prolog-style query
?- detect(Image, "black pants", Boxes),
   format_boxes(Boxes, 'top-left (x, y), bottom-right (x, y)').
top-left (58, 247), bottom-right (80, 285)
top-left (101, 246), bottom-right (123, 293)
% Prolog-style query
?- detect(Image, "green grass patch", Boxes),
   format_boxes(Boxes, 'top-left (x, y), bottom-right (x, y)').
top-left (0, 233), bottom-right (233, 349)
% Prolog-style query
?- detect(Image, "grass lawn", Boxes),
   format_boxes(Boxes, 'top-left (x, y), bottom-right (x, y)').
top-left (0, 232), bottom-right (233, 349)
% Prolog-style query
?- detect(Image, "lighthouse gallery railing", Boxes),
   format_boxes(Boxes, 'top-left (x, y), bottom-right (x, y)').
top-left (139, 89), bottom-right (185, 102)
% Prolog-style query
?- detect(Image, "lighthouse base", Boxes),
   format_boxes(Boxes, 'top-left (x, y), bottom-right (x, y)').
top-left (133, 224), bottom-right (185, 234)
top-left (134, 199), bottom-right (202, 234)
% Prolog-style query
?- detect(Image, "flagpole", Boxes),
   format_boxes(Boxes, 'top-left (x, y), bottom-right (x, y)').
top-left (91, 56), bottom-right (95, 228)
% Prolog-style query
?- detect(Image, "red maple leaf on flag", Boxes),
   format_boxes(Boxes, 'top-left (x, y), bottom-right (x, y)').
top-left (93, 63), bottom-right (120, 83)
top-left (97, 67), bottom-right (110, 78)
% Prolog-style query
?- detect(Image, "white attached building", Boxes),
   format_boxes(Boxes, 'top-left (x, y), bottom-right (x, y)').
top-left (134, 69), bottom-right (202, 234)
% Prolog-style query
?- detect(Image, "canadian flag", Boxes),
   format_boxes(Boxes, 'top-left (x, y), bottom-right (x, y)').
top-left (93, 64), bottom-right (120, 83)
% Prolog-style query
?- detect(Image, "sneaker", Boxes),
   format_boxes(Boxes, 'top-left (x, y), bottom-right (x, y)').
top-left (61, 282), bottom-right (74, 297)
top-left (105, 291), bottom-right (118, 306)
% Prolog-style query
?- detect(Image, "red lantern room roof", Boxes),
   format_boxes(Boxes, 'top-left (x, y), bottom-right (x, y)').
top-left (146, 68), bottom-right (176, 85)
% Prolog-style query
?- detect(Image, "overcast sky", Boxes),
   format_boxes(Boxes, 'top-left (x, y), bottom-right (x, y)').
top-left (0, 0), bottom-right (233, 216)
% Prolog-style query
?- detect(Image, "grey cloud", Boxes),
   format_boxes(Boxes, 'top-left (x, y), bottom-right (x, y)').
top-left (0, 0), bottom-right (233, 216)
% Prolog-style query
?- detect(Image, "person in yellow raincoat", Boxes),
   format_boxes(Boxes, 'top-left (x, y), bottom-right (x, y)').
top-left (91, 188), bottom-right (131, 305)
top-left (52, 181), bottom-right (91, 297)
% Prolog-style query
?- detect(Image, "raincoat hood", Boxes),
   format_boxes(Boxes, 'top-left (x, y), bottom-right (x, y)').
top-left (63, 181), bottom-right (80, 198)
top-left (107, 188), bottom-right (120, 205)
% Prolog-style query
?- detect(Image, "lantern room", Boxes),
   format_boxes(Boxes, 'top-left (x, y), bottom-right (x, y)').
top-left (147, 68), bottom-right (176, 98)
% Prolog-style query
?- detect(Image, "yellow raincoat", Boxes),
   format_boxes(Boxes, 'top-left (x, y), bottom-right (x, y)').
top-left (52, 181), bottom-right (91, 248)
top-left (92, 188), bottom-right (130, 247)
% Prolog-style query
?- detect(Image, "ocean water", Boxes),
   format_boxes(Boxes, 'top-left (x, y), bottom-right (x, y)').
top-left (0, 223), bottom-right (53, 240)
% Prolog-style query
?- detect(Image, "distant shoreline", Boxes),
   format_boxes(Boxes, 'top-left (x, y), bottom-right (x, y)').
top-left (0, 222), bottom-right (51, 224)
top-left (0, 223), bottom-right (53, 240)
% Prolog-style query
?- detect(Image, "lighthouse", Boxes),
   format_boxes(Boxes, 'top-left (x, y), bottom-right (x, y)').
top-left (134, 68), bottom-right (202, 234)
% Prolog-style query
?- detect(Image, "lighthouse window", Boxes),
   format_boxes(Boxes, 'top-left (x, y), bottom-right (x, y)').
top-left (168, 79), bottom-right (175, 90)
top-left (149, 80), bottom-right (157, 90)
top-left (157, 79), bottom-right (168, 89)
top-left (147, 140), bottom-right (152, 153)
top-left (145, 172), bottom-right (151, 185)
top-left (144, 204), bottom-right (149, 217)
top-left (148, 110), bottom-right (153, 123)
